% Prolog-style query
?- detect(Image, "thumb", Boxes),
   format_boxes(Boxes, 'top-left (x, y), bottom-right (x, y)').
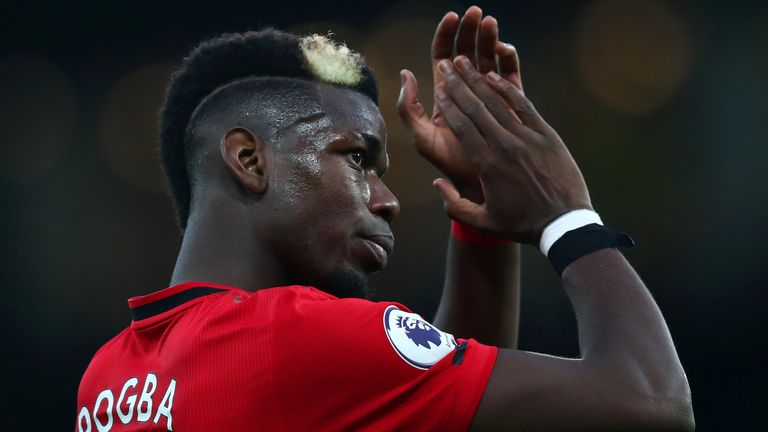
top-left (433, 178), bottom-right (486, 226)
top-left (396, 69), bottom-right (431, 136)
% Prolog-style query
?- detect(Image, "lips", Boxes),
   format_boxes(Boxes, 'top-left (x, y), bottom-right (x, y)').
top-left (361, 234), bottom-right (394, 257)
top-left (357, 233), bottom-right (395, 271)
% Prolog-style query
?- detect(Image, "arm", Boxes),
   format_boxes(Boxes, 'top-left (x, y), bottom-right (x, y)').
top-left (397, 7), bottom-right (523, 347)
top-left (473, 250), bottom-right (693, 431)
top-left (433, 237), bottom-right (520, 348)
top-left (431, 55), bottom-right (694, 431)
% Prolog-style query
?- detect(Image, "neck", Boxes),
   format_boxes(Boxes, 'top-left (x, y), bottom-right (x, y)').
top-left (170, 201), bottom-right (287, 292)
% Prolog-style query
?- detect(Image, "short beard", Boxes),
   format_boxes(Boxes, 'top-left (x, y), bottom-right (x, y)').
top-left (323, 269), bottom-right (372, 299)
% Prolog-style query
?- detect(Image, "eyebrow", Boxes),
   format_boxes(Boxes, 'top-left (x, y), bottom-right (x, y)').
top-left (285, 111), bottom-right (327, 129)
top-left (356, 132), bottom-right (388, 177)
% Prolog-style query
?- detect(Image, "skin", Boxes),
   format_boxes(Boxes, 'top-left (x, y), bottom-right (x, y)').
top-left (171, 6), bottom-right (694, 430)
top-left (430, 51), bottom-right (695, 430)
top-left (398, 6), bottom-right (524, 347)
top-left (171, 84), bottom-right (398, 298)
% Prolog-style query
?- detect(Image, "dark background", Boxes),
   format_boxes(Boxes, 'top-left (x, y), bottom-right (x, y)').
top-left (2, 0), bottom-right (765, 429)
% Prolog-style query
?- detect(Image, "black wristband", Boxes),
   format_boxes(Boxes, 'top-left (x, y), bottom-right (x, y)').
top-left (547, 223), bottom-right (635, 276)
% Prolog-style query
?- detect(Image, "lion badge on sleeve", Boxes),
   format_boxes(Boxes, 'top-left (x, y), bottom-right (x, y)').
top-left (383, 305), bottom-right (457, 369)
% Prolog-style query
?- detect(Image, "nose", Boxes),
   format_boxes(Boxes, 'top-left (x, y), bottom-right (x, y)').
top-left (368, 176), bottom-right (400, 223)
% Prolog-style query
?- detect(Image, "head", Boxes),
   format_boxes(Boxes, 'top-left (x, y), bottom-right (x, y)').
top-left (159, 29), bottom-right (399, 298)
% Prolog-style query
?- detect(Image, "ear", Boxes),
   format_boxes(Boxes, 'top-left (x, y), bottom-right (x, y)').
top-left (220, 127), bottom-right (269, 195)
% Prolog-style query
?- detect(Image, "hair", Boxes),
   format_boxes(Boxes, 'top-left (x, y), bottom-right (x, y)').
top-left (159, 28), bottom-right (379, 229)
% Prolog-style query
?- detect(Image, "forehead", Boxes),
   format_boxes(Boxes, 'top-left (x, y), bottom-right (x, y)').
top-left (309, 84), bottom-right (386, 144)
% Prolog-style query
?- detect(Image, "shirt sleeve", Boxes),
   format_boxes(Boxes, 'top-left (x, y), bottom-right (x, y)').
top-left (270, 289), bottom-right (498, 432)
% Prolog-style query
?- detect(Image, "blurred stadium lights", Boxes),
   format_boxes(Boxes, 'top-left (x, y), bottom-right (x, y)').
top-left (363, 18), bottom-right (444, 207)
top-left (99, 62), bottom-right (174, 194)
top-left (573, 0), bottom-right (694, 114)
top-left (0, 55), bottom-right (78, 182)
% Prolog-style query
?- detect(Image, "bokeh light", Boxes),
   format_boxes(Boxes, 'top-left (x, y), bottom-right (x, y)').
top-left (363, 18), bottom-right (443, 207)
top-left (573, 0), bottom-right (694, 114)
top-left (99, 63), bottom-right (174, 194)
top-left (0, 55), bottom-right (78, 182)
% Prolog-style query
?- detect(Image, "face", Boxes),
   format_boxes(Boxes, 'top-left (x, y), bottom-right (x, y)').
top-left (264, 84), bottom-right (400, 298)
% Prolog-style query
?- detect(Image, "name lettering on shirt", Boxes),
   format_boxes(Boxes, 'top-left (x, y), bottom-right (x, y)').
top-left (77, 373), bottom-right (176, 432)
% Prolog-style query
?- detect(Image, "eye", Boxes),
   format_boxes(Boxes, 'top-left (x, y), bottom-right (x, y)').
top-left (348, 150), bottom-right (365, 167)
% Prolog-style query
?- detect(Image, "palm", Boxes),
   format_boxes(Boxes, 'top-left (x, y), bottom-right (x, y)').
top-left (398, 8), bottom-right (523, 201)
top-left (419, 107), bottom-right (478, 190)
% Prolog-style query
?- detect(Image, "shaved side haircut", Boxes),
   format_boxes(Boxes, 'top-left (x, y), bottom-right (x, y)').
top-left (159, 28), bottom-right (379, 229)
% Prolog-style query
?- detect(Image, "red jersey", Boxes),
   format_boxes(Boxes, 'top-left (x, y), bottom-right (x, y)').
top-left (76, 282), bottom-right (497, 431)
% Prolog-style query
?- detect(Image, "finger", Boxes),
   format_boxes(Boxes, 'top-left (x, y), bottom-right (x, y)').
top-left (397, 69), bottom-right (432, 137)
top-left (496, 42), bottom-right (523, 91)
top-left (431, 11), bottom-right (460, 89)
top-left (455, 6), bottom-right (483, 66)
top-left (434, 80), bottom-right (490, 167)
top-left (477, 16), bottom-right (499, 74)
top-left (453, 55), bottom-right (517, 130)
top-left (433, 178), bottom-right (487, 227)
top-left (486, 72), bottom-right (551, 134)
top-left (438, 59), bottom-right (510, 142)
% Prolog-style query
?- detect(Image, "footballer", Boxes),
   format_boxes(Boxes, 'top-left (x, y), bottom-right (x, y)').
top-left (76, 6), bottom-right (694, 431)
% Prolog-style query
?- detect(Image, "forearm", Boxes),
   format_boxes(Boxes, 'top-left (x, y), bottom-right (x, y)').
top-left (564, 249), bottom-right (692, 420)
top-left (433, 236), bottom-right (520, 348)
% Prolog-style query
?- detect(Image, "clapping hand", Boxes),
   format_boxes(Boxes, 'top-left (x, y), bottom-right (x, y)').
top-left (397, 6), bottom-right (523, 203)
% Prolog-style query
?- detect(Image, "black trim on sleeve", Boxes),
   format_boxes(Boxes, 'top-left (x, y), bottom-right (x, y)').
top-left (452, 341), bottom-right (468, 366)
top-left (130, 287), bottom-right (228, 321)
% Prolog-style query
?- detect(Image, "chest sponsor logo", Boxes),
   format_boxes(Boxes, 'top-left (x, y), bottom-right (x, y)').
top-left (77, 373), bottom-right (176, 432)
top-left (383, 305), bottom-right (457, 369)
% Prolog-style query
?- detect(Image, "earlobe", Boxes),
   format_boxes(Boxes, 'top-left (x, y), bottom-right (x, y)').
top-left (220, 127), bottom-right (269, 195)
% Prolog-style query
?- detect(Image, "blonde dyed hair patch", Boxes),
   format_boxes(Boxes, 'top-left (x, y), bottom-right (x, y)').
top-left (299, 34), bottom-right (363, 87)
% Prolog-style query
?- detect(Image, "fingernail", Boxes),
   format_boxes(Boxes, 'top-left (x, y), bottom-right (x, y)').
top-left (438, 60), bottom-right (453, 75)
top-left (455, 56), bottom-right (471, 70)
top-left (399, 70), bottom-right (405, 86)
top-left (435, 86), bottom-right (448, 100)
top-left (504, 42), bottom-right (516, 52)
top-left (487, 71), bottom-right (501, 82)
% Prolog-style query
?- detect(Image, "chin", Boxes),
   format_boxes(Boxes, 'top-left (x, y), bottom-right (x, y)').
top-left (321, 269), bottom-right (372, 299)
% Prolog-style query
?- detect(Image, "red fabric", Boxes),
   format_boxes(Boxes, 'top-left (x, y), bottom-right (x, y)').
top-left (451, 220), bottom-right (509, 246)
top-left (76, 282), bottom-right (497, 431)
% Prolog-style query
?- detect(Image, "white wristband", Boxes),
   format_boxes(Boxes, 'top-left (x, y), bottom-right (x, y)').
top-left (539, 209), bottom-right (603, 256)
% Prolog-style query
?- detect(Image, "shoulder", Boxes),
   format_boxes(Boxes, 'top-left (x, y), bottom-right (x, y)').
top-left (269, 289), bottom-right (461, 372)
top-left (268, 285), bottom-right (411, 321)
top-left (267, 290), bottom-right (498, 431)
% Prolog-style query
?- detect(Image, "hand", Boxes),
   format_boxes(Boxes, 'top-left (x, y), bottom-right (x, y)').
top-left (432, 56), bottom-right (592, 245)
top-left (397, 6), bottom-right (523, 202)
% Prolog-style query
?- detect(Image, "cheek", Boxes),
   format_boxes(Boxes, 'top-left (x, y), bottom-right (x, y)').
top-left (279, 152), bottom-right (323, 205)
top-left (277, 154), bottom-right (366, 248)
top-left (287, 153), bottom-right (367, 211)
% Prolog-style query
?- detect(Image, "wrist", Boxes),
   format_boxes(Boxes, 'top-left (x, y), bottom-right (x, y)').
top-left (451, 220), bottom-right (509, 246)
top-left (539, 209), bottom-right (603, 255)
top-left (539, 210), bottom-right (634, 276)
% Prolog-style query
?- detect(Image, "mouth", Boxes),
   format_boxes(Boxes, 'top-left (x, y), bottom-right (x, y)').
top-left (356, 233), bottom-right (395, 271)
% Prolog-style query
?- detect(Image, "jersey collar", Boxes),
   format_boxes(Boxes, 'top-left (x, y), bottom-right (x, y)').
top-left (128, 282), bottom-right (239, 321)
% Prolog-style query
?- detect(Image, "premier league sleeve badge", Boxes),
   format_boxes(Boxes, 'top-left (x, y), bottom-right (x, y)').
top-left (383, 305), bottom-right (458, 369)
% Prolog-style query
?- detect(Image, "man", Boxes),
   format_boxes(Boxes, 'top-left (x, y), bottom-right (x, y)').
top-left (76, 6), bottom-right (694, 431)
